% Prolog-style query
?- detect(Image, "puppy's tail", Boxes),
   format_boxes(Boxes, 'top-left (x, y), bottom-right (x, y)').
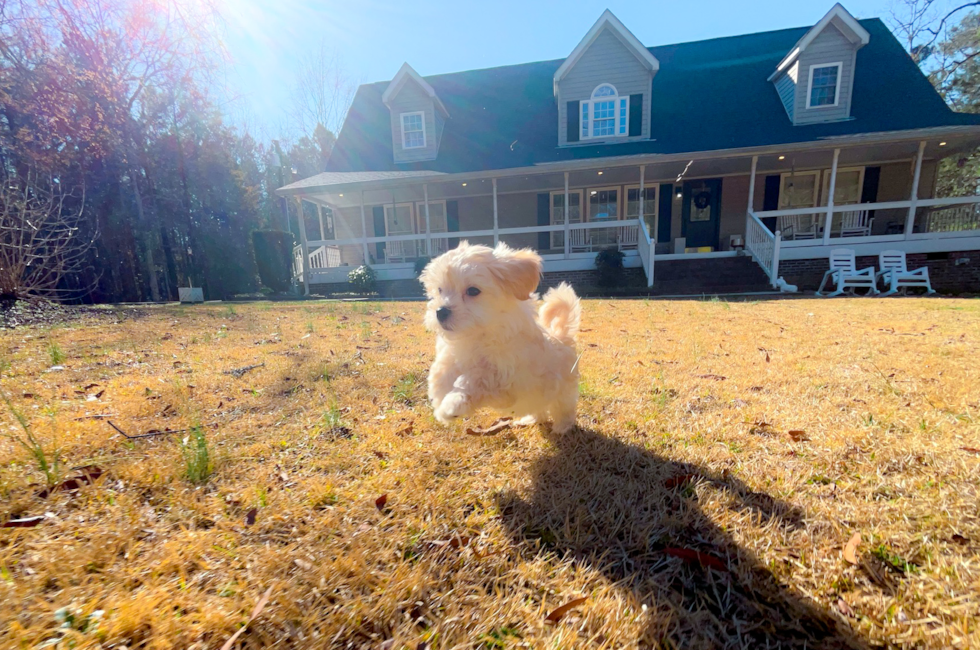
top-left (538, 282), bottom-right (581, 346)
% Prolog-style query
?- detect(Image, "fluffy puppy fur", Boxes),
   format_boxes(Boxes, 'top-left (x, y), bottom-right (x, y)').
top-left (419, 241), bottom-right (581, 433)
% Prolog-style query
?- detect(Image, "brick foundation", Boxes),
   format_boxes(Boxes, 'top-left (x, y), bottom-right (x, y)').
top-left (779, 250), bottom-right (980, 294)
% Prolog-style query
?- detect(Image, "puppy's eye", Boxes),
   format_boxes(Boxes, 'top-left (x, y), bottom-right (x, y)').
top-left (438, 288), bottom-right (443, 295)
top-left (465, 287), bottom-right (481, 297)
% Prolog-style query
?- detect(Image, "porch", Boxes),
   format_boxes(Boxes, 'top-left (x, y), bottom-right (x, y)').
top-left (279, 127), bottom-right (980, 294)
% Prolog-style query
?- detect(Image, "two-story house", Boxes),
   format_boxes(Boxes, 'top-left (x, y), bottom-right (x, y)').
top-left (278, 4), bottom-right (980, 296)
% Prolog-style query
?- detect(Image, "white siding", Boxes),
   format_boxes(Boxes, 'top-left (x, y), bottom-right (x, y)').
top-left (388, 80), bottom-right (440, 163)
top-left (557, 27), bottom-right (653, 146)
top-left (794, 24), bottom-right (856, 125)
top-left (773, 64), bottom-right (796, 121)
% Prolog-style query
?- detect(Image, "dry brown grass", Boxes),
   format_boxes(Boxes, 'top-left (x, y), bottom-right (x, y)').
top-left (1, 297), bottom-right (978, 649)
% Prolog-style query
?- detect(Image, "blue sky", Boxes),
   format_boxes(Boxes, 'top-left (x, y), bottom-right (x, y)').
top-left (219, 0), bottom-right (909, 138)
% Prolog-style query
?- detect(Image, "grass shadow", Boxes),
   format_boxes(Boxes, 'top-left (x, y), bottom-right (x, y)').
top-left (497, 426), bottom-right (870, 649)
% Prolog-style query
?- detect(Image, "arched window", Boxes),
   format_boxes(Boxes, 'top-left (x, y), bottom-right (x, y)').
top-left (581, 84), bottom-right (629, 140)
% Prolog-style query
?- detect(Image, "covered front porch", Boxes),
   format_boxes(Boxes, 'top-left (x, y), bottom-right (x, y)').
top-left (279, 126), bottom-right (980, 294)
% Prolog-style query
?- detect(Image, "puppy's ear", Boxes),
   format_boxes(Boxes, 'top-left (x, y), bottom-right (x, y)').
top-left (489, 244), bottom-right (542, 300)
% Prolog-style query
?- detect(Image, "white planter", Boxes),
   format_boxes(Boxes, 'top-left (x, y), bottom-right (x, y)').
top-left (178, 287), bottom-right (204, 303)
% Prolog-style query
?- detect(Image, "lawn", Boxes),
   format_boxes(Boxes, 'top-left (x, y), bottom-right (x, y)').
top-left (1, 297), bottom-right (978, 649)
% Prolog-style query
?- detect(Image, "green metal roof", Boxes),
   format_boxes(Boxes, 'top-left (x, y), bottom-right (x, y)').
top-left (325, 19), bottom-right (980, 175)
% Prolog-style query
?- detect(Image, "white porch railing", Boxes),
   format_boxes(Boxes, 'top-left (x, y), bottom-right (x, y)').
top-left (295, 218), bottom-right (647, 284)
top-left (636, 222), bottom-right (654, 288)
top-left (294, 244), bottom-right (342, 281)
top-left (745, 210), bottom-right (781, 287)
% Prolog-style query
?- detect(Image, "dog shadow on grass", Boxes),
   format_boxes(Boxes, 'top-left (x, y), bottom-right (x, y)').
top-left (497, 426), bottom-right (870, 650)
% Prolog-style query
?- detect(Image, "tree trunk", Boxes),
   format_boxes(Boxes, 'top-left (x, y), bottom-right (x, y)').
top-left (129, 168), bottom-right (161, 301)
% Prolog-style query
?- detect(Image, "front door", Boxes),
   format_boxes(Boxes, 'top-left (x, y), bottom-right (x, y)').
top-left (682, 179), bottom-right (722, 250)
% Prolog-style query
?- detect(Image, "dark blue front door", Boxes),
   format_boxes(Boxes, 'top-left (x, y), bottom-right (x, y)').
top-left (682, 179), bottom-right (722, 250)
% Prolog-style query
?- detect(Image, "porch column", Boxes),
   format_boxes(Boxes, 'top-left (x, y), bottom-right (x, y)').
top-left (423, 183), bottom-right (432, 257)
top-left (746, 155), bottom-right (758, 243)
top-left (905, 140), bottom-right (926, 238)
top-left (295, 197), bottom-right (310, 296)
top-left (492, 178), bottom-right (499, 245)
top-left (639, 164), bottom-right (645, 236)
top-left (316, 203), bottom-right (324, 240)
top-left (822, 149), bottom-right (841, 245)
top-left (358, 191), bottom-right (370, 265)
top-left (563, 171), bottom-right (570, 259)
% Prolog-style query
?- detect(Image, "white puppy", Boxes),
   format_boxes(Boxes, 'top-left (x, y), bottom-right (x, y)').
top-left (419, 241), bottom-right (581, 433)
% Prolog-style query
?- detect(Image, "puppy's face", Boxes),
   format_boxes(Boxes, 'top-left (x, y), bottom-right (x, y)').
top-left (419, 241), bottom-right (542, 337)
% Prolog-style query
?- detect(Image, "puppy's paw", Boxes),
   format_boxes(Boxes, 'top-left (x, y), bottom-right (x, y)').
top-left (550, 417), bottom-right (576, 435)
top-left (514, 415), bottom-right (538, 426)
top-left (434, 392), bottom-right (470, 423)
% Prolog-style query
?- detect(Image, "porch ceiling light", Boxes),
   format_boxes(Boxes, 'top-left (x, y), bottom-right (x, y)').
top-left (598, 171), bottom-right (603, 175)
top-left (675, 190), bottom-right (682, 198)
top-left (462, 182), bottom-right (467, 186)
top-left (339, 193), bottom-right (343, 197)
top-left (939, 141), bottom-right (947, 146)
top-left (778, 155), bottom-right (785, 160)
top-left (591, 190), bottom-right (597, 195)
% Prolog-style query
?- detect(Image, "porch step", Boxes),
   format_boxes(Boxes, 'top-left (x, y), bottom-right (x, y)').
top-left (651, 255), bottom-right (772, 295)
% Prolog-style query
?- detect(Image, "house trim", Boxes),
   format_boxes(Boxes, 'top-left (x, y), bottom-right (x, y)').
top-left (400, 111), bottom-right (427, 149)
top-left (553, 9), bottom-right (659, 95)
top-left (769, 3), bottom-right (870, 81)
top-left (805, 62), bottom-right (843, 109)
top-left (383, 62), bottom-right (449, 117)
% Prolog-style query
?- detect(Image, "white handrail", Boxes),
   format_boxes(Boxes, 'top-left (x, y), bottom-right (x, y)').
top-left (745, 210), bottom-right (780, 287)
top-left (636, 220), bottom-right (655, 287)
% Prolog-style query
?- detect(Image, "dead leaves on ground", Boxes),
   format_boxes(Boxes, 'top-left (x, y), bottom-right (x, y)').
top-left (36, 465), bottom-right (104, 499)
top-left (843, 533), bottom-right (862, 565)
top-left (219, 586), bottom-right (273, 650)
top-left (465, 418), bottom-right (512, 436)
top-left (662, 547), bottom-right (727, 572)
top-left (2, 516), bottom-right (45, 528)
top-left (545, 597), bottom-right (588, 623)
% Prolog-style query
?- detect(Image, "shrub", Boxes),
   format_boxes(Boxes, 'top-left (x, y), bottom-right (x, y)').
top-left (181, 426), bottom-right (212, 484)
top-left (348, 265), bottom-right (376, 294)
top-left (251, 230), bottom-right (294, 294)
top-left (594, 247), bottom-right (626, 287)
top-left (413, 257), bottom-right (431, 277)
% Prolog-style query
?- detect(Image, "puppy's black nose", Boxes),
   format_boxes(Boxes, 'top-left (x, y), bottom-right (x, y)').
top-left (436, 307), bottom-right (452, 323)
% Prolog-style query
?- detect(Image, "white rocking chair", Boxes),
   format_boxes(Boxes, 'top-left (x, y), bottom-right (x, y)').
top-left (569, 228), bottom-right (593, 253)
top-left (838, 210), bottom-right (874, 237)
top-left (618, 224), bottom-right (639, 251)
top-left (876, 250), bottom-right (936, 296)
top-left (385, 240), bottom-right (410, 263)
top-left (816, 249), bottom-right (879, 296)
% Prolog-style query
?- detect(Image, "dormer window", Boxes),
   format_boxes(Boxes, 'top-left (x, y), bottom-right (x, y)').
top-left (400, 112), bottom-right (426, 149)
top-left (807, 63), bottom-right (842, 108)
top-left (581, 84), bottom-right (629, 140)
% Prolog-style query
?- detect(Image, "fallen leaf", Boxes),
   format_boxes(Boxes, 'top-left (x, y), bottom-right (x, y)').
top-left (787, 430), bottom-right (810, 442)
top-left (961, 447), bottom-right (980, 454)
top-left (219, 586), bottom-right (273, 650)
top-left (951, 534), bottom-right (969, 545)
top-left (664, 474), bottom-right (697, 489)
top-left (294, 558), bottom-right (313, 571)
top-left (245, 508), bottom-right (257, 526)
top-left (466, 418), bottom-right (513, 436)
top-left (835, 598), bottom-right (856, 618)
top-left (758, 347), bottom-right (770, 362)
top-left (22, 393), bottom-right (34, 398)
top-left (373, 450), bottom-right (388, 460)
top-left (545, 597), bottom-right (588, 623)
top-left (395, 423), bottom-right (414, 436)
top-left (37, 466), bottom-right (104, 499)
top-left (697, 374), bottom-right (727, 381)
top-left (3, 516), bottom-right (44, 528)
top-left (749, 385), bottom-right (764, 391)
top-left (375, 494), bottom-right (388, 511)
top-left (662, 547), bottom-right (727, 571)
top-left (843, 533), bottom-right (862, 564)
top-left (83, 383), bottom-right (99, 390)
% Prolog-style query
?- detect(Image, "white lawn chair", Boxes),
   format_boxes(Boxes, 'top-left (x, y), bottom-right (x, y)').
top-left (569, 228), bottom-right (593, 253)
top-left (876, 250), bottom-right (936, 296)
top-left (816, 249), bottom-right (879, 296)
